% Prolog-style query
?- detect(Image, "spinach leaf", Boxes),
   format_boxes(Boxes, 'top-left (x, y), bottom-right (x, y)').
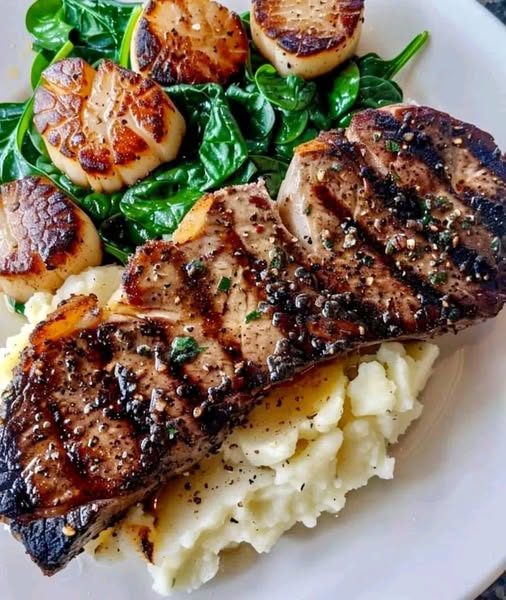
top-left (0, 40), bottom-right (74, 185)
top-left (274, 109), bottom-right (309, 145)
top-left (118, 4), bottom-right (143, 68)
top-left (275, 128), bottom-right (318, 162)
top-left (0, 104), bottom-right (26, 144)
top-left (357, 76), bottom-right (403, 108)
top-left (120, 187), bottom-right (202, 237)
top-left (358, 31), bottom-right (430, 80)
top-left (223, 159), bottom-right (257, 186)
top-left (30, 50), bottom-right (52, 89)
top-left (199, 93), bottom-right (248, 185)
top-left (99, 214), bottom-right (139, 263)
top-left (226, 84), bottom-right (275, 151)
top-left (308, 95), bottom-right (333, 131)
top-left (167, 84), bottom-right (248, 187)
top-left (255, 64), bottom-right (316, 112)
top-left (328, 61), bottom-right (360, 120)
top-left (63, 0), bottom-right (141, 61)
top-left (26, 0), bottom-right (73, 52)
top-left (250, 155), bottom-right (289, 197)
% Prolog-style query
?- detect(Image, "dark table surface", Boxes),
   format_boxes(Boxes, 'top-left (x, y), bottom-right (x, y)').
top-left (476, 9), bottom-right (505, 600)
top-left (459, 3), bottom-right (504, 598)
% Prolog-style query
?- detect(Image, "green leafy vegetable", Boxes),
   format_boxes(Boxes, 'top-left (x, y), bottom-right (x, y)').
top-left (170, 337), bottom-right (206, 365)
top-left (249, 155), bottom-right (289, 197)
top-left (118, 4), bottom-right (142, 68)
top-left (120, 187), bottom-right (202, 238)
top-left (26, 0), bottom-right (73, 51)
top-left (6, 297), bottom-right (26, 316)
top-left (0, 40), bottom-right (73, 185)
top-left (358, 31), bottom-right (430, 80)
top-left (199, 94), bottom-right (248, 186)
top-left (274, 109), bottom-right (309, 145)
top-left (245, 310), bottom-right (261, 324)
top-left (226, 84), bottom-right (275, 152)
top-left (14, 1), bottom-right (430, 265)
top-left (328, 61), bottom-right (360, 120)
top-left (255, 64), bottom-right (316, 112)
top-left (217, 277), bottom-right (231, 293)
top-left (63, 0), bottom-right (141, 61)
top-left (357, 76), bottom-right (403, 109)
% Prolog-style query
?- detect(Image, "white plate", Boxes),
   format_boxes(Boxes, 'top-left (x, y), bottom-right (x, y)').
top-left (0, 1), bottom-right (505, 599)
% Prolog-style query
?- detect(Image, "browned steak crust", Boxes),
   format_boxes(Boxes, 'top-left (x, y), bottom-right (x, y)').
top-left (0, 106), bottom-right (504, 574)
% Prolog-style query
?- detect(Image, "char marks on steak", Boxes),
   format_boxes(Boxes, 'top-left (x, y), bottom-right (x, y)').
top-left (0, 106), bottom-right (504, 574)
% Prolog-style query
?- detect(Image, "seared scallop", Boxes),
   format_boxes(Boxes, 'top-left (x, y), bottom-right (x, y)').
top-left (251, 0), bottom-right (365, 79)
top-left (33, 58), bottom-right (186, 193)
top-left (0, 176), bottom-right (102, 302)
top-left (130, 0), bottom-right (248, 85)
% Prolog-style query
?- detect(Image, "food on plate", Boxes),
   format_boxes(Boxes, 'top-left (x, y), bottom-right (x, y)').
top-left (0, 176), bottom-right (102, 302)
top-left (90, 340), bottom-right (438, 594)
top-left (33, 58), bottom-right (186, 193)
top-left (0, 106), bottom-right (504, 574)
top-left (251, 0), bottom-right (365, 78)
top-left (278, 106), bottom-right (506, 324)
top-left (0, 265), bottom-right (124, 394)
top-left (0, 265), bottom-right (439, 594)
top-left (131, 0), bottom-right (249, 85)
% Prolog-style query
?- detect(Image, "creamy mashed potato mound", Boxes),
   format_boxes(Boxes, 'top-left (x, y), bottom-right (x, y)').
top-left (0, 268), bottom-right (439, 596)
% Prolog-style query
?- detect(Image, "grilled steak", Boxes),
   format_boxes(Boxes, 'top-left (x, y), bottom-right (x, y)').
top-left (0, 106), bottom-right (504, 574)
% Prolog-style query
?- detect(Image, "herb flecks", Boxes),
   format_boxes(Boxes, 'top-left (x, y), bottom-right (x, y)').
top-left (6, 296), bottom-right (25, 316)
top-left (166, 425), bottom-right (178, 440)
top-left (217, 276), bottom-right (232, 292)
top-left (385, 139), bottom-right (401, 153)
top-left (429, 271), bottom-right (448, 286)
top-left (170, 337), bottom-right (206, 365)
top-left (245, 310), bottom-right (261, 324)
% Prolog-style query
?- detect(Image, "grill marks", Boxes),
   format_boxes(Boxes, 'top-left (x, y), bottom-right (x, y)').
top-left (346, 109), bottom-right (503, 316)
top-left (0, 107), bottom-right (505, 575)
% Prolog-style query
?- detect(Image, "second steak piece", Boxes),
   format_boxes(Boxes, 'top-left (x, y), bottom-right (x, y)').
top-left (277, 105), bottom-right (505, 333)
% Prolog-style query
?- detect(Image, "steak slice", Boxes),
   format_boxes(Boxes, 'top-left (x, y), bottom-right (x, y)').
top-left (0, 181), bottom-right (393, 573)
top-left (278, 106), bottom-right (505, 329)
top-left (0, 106), bottom-right (504, 574)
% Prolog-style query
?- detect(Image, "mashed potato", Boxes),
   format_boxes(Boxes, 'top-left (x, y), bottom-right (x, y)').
top-left (0, 267), bottom-right (439, 596)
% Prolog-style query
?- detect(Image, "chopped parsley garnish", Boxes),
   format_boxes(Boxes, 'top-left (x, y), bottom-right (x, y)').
top-left (447, 307), bottom-right (460, 322)
top-left (217, 276), bottom-right (232, 292)
top-left (373, 132), bottom-right (382, 142)
top-left (269, 246), bottom-right (287, 270)
top-left (434, 195), bottom-right (452, 209)
top-left (429, 271), bottom-right (448, 286)
top-left (167, 425), bottom-right (178, 440)
top-left (360, 254), bottom-right (375, 267)
top-left (245, 310), bottom-right (261, 324)
top-left (304, 205), bottom-right (312, 216)
top-left (491, 237), bottom-right (501, 253)
top-left (6, 297), bottom-right (25, 316)
top-left (322, 237), bottom-right (334, 251)
top-left (437, 230), bottom-right (453, 249)
top-left (170, 337), bottom-right (206, 365)
top-left (185, 260), bottom-right (206, 277)
top-left (385, 139), bottom-right (401, 153)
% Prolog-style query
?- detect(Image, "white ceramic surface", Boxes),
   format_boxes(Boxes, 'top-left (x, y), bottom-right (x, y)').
top-left (0, 1), bottom-right (505, 599)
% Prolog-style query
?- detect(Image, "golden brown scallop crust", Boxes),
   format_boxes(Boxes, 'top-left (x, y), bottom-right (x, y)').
top-left (33, 58), bottom-right (185, 193)
top-left (0, 176), bottom-right (102, 301)
top-left (252, 0), bottom-right (364, 56)
top-left (132, 0), bottom-right (248, 85)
